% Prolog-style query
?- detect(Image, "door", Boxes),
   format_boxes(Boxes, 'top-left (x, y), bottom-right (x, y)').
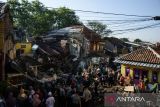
top-left (133, 69), bottom-right (148, 85)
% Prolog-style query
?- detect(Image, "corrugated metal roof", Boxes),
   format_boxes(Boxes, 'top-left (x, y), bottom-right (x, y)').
top-left (114, 59), bottom-right (160, 69)
top-left (47, 25), bottom-right (101, 41)
top-left (143, 63), bottom-right (147, 67)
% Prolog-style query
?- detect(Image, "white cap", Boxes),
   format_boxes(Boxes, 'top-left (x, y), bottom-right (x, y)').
top-left (97, 68), bottom-right (100, 71)
top-left (48, 92), bottom-right (52, 96)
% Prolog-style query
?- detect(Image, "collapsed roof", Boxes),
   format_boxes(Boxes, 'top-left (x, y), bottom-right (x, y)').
top-left (47, 25), bottom-right (101, 42)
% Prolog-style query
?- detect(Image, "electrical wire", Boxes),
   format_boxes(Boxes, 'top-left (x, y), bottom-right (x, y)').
top-left (81, 18), bottom-right (152, 22)
top-left (73, 9), bottom-right (153, 18)
top-left (112, 23), bottom-right (160, 32)
top-left (110, 20), bottom-right (154, 28)
top-left (111, 24), bottom-right (160, 35)
top-left (47, 7), bottom-right (153, 18)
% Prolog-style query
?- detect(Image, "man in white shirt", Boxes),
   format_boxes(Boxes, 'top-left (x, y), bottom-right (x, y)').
top-left (46, 92), bottom-right (55, 107)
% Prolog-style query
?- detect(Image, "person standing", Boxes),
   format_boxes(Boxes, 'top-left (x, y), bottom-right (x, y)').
top-left (28, 90), bottom-right (35, 106)
top-left (94, 78), bottom-right (99, 96)
top-left (5, 92), bottom-right (16, 107)
top-left (32, 93), bottom-right (41, 107)
top-left (71, 91), bottom-right (81, 107)
top-left (100, 74), bottom-right (105, 86)
top-left (108, 71), bottom-right (113, 87)
top-left (17, 88), bottom-right (27, 107)
top-left (46, 92), bottom-right (55, 107)
top-left (82, 87), bottom-right (92, 107)
top-left (59, 86), bottom-right (66, 107)
top-left (116, 71), bottom-right (121, 84)
top-left (119, 74), bottom-right (125, 86)
top-left (66, 85), bottom-right (72, 107)
top-left (0, 95), bottom-right (5, 107)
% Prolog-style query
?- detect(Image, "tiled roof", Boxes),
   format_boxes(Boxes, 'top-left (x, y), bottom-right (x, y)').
top-left (119, 47), bottom-right (160, 64)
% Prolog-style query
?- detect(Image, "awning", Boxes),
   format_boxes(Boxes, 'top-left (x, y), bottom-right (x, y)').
top-left (114, 59), bottom-right (160, 69)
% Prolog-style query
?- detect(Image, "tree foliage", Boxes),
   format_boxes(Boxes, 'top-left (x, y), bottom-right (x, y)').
top-left (120, 38), bottom-right (129, 42)
top-left (7, 0), bottom-right (80, 36)
top-left (54, 7), bottom-right (81, 29)
top-left (87, 21), bottom-right (112, 37)
top-left (134, 38), bottom-right (142, 43)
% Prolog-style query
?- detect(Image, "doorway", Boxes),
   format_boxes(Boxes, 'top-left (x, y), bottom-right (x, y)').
top-left (133, 68), bottom-right (148, 85)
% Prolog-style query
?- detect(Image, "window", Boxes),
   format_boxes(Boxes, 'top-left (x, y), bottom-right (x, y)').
top-left (134, 69), bottom-right (140, 79)
top-left (21, 45), bottom-right (26, 48)
top-left (153, 72), bottom-right (158, 82)
top-left (126, 67), bottom-right (130, 76)
top-left (133, 69), bottom-right (148, 80)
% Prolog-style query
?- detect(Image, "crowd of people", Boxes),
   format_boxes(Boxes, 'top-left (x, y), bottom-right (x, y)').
top-left (0, 77), bottom-right (94, 107)
top-left (0, 64), bottom-right (150, 107)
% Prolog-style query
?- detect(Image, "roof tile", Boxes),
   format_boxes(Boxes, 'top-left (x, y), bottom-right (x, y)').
top-left (120, 47), bottom-right (160, 64)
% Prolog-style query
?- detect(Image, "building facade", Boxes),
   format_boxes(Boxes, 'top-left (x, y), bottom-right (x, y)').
top-left (114, 46), bottom-right (160, 84)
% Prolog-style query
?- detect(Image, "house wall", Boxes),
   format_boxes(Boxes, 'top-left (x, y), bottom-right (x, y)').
top-left (98, 42), bottom-right (105, 52)
top-left (105, 40), bottom-right (117, 53)
top-left (0, 20), bottom-right (4, 50)
top-left (121, 64), bottom-right (160, 83)
top-left (2, 7), bottom-right (15, 56)
top-left (130, 67), bottom-right (134, 78)
top-left (0, 18), bottom-right (5, 81)
top-left (0, 4), bottom-right (15, 80)
top-left (158, 72), bottom-right (160, 83)
top-left (90, 42), bottom-right (104, 53)
top-left (15, 43), bottom-right (32, 54)
top-left (148, 70), bottom-right (152, 82)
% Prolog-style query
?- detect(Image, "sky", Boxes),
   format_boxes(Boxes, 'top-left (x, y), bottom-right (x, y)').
top-left (1, 0), bottom-right (160, 43)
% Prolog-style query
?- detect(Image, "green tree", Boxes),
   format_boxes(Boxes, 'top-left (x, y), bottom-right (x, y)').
top-left (8, 0), bottom-right (56, 36)
top-left (54, 7), bottom-right (81, 29)
top-left (120, 38), bottom-right (129, 42)
top-left (134, 38), bottom-right (142, 43)
top-left (7, 0), bottom-right (80, 36)
top-left (29, 0), bottom-right (56, 36)
top-left (87, 21), bottom-right (112, 37)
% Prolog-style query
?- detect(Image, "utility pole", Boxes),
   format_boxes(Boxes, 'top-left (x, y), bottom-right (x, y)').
top-left (153, 16), bottom-right (160, 20)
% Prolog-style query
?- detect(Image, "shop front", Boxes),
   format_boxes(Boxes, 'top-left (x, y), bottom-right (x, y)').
top-left (121, 64), bottom-right (160, 84)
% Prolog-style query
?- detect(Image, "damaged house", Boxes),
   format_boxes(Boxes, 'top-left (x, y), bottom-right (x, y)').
top-left (46, 25), bottom-right (106, 70)
top-left (47, 25), bottom-right (103, 58)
